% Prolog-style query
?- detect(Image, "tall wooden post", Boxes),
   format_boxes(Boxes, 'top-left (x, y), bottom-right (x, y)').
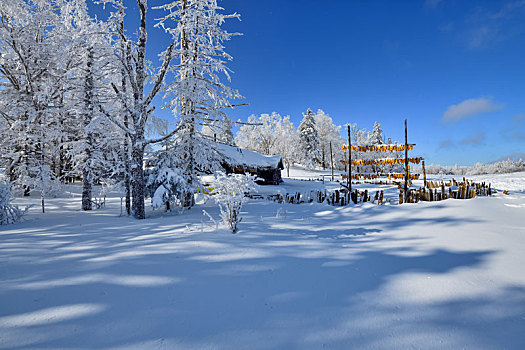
top-left (422, 160), bottom-right (427, 188)
top-left (347, 125), bottom-right (352, 192)
top-left (329, 141), bottom-right (334, 181)
top-left (404, 119), bottom-right (408, 203)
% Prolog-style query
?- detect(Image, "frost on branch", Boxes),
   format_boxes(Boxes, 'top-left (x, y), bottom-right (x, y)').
top-left (0, 181), bottom-right (29, 225)
top-left (211, 172), bottom-right (256, 233)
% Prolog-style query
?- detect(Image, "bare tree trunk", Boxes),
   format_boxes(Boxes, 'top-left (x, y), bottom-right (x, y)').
top-left (180, 0), bottom-right (195, 208)
top-left (131, 137), bottom-right (146, 219)
top-left (125, 164), bottom-right (131, 215)
top-left (129, 0), bottom-right (148, 219)
top-left (81, 48), bottom-right (94, 211)
top-left (82, 168), bottom-right (92, 211)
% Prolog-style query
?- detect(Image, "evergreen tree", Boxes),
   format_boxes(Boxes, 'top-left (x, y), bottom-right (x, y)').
top-left (298, 108), bottom-right (321, 168)
top-left (155, 0), bottom-right (242, 207)
top-left (368, 121), bottom-right (385, 145)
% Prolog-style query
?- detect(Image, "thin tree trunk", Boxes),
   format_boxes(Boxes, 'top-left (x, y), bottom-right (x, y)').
top-left (330, 141), bottom-right (334, 181)
top-left (322, 146), bottom-right (326, 170)
top-left (81, 168), bottom-right (92, 210)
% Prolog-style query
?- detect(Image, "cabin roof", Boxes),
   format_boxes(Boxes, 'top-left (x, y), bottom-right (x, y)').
top-left (215, 143), bottom-right (283, 170)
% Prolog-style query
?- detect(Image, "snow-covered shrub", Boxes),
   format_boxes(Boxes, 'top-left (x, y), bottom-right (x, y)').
top-left (211, 172), bottom-right (256, 233)
top-left (146, 151), bottom-right (190, 210)
top-left (0, 181), bottom-right (29, 225)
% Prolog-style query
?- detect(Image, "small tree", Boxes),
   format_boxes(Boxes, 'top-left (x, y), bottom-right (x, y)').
top-left (0, 181), bottom-right (29, 225)
top-left (146, 150), bottom-right (189, 210)
top-left (211, 172), bottom-right (255, 233)
top-left (28, 164), bottom-right (62, 213)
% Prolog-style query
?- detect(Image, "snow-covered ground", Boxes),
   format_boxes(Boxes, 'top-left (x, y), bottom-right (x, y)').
top-left (1, 171), bottom-right (525, 349)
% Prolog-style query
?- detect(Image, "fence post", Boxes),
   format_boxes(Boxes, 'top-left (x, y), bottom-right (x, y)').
top-left (330, 141), bottom-right (334, 181)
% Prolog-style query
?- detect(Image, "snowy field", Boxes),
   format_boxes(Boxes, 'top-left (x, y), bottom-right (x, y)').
top-left (1, 171), bottom-right (525, 349)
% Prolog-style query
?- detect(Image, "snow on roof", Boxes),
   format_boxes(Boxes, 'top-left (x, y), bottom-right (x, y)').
top-left (215, 143), bottom-right (283, 169)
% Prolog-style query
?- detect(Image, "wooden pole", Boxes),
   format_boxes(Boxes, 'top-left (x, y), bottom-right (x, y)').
top-left (404, 119), bottom-right (408, 203)
top-left (347, 125), bottom-right (352, 192)
top-left (422, 160), bottom-right (427, 188)
top-left (329, 141), bottom-right (334, 181)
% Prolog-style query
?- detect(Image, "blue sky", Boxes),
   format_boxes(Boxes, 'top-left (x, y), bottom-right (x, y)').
top-left (88, 0), bottom-right (525, 165)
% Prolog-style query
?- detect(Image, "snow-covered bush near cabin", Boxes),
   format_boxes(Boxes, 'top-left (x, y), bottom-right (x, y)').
top-left (0, 181), bottom-right (29, 225)
top-left (211, 172), bottom-right (256, 233)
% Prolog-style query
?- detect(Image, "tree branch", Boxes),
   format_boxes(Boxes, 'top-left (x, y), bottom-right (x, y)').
top-left (144, 42), bottom-right (174, 108)
top-left (97, 104), bottom-right (134, 136)
top-left (145, 123), bottom-right (183, 145)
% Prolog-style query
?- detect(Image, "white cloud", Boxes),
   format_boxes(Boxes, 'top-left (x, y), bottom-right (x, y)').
top-left (460, 132), bottom-right (485, 145)
top-left (442, 97), bottom-right (503, 122)
top-left (439, 1), bottom-right (525, 49)
top-left (438, 139), bottom-right (455, 149)
top-left (512, 113), bottom-right (525, 123)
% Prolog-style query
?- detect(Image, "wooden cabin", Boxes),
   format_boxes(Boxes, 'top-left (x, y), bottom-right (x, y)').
top-left (216, 143), bottom-right (284, 185)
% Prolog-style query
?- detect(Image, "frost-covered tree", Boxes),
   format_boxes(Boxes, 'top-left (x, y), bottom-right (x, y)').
top-left (155, 0), bottom-right (242, 207)
top-left (368, 122), bottom-right (385, 145)
top-left (235, 113), bottom-right (282, 155)
top-left (0, 0), bottom-right (63, 194)
top-left (274, 115), bottom-right (299, 177)
top-left (210, 172), bottom-right (255, 233)
top-left (313, 109), bottom-right (344, 170)
top-left (0, 0), bottom-right (92, 201)
top-left (235, 112), bottom-right (297, 175)
top-left (60, 3), bottom-right (122, 212)
top-left (298, 108), bottom-right (321, 169)
top-left (97, 0), bottom-right (179, 219)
